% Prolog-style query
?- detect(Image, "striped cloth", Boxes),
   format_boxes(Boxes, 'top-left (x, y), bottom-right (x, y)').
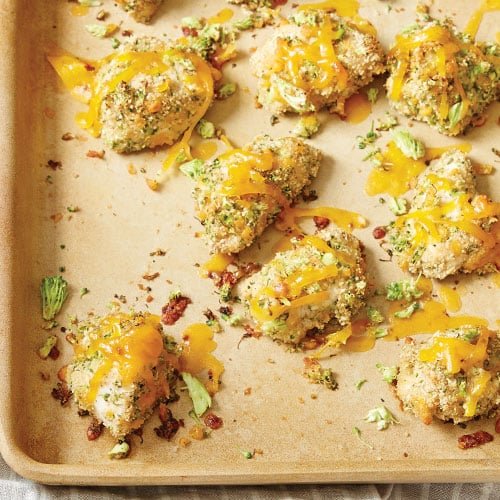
top-left (1, 455), bottom-right (498, 500)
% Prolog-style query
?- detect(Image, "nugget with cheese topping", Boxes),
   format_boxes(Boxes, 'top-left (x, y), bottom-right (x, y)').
top-left (187, 135), bottom-right (322, 254)
top-left (242, 227), bottom-right (367, 344)
top-left (250, 8), bottom-right (385, 115)
top-left (386, 150), bottom-right (499, 279)
top-left (396, 327), bottom-right (500, 424)
top-left (89, 37), bottom-right (215, 153)
top-left (117, 0), bottom-right (163, 23)
top-left (387, 18), bottom-right (499, 135)
top-left (66, 312), bottom-right (178, 439)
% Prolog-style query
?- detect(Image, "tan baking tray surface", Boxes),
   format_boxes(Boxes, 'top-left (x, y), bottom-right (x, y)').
top-left (0, 0), bottom-right (499, 486)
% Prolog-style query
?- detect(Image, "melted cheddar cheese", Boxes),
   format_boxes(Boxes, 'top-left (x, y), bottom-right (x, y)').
top-left (73, 313), bottom-right (166, 406)
top-left (179, 323), bottom-right (224, 395)
top-left (216, 149), bottom-right (289, 207)
top-left (388, 25), bottom-right (473, 131)
top-left (395, 194), bottom-right (499, 257)
top-left (276, 206), bottom-right (368, 236)
top-left (365, 143), bottom-right (471, 197)
top-left (464, 0), bottom-right (500, 39)
top-left (271, 13), bottom-right (348, 94)
top-left (418, 327), bottom-right (494, 417)
top-left (48, 46), bottom-right (215, 171)
top-left (249, 235), bottom-right (355, 323)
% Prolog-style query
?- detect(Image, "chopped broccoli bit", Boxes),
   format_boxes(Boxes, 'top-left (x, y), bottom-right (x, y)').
top-left (376, 113), bottom-right (398, 131)
top-left (108, 441), bottom-right (130, 459)
top-left (388, 197), bottom-right (408, 216)
top-left (85, 24), bottom-right (107, 38)
top-left (80, 287), bottom-right (90, 298)
top-left (293, 115), bottom-right (321, 138)
top-left (374, 327), bottom-right (389, 339)
top-left (79, 0), bottom-right (102, 6)
top-left (40, 276), bottom-right (69, 321)
top-left (356, 122), bottom-right (379, 149)
top-left (38, 335), bottom-right (58, 359)
top-left (385, 279), bottom-right (423, 302)
top-left (376, 363), bottom-right (397, 383)
top-left (352, 426), bottom-right (374, 449)
top-left (355, 379), bottom-right (367, 390)
top-left (392, 129), bottom-right (425, 160)
top-left (181, 372), bottom-right (212, 417)
top-left (111, 37), bottom-right (121, 49)
top-left (394, 301), bottom-right (420, 319)
top-left (181, 17), bottom-right (203, 30)
top-left (233, 16), bottom-right (255, 31)
top-left (367, 87), bottom-right (379, 104)
top-left (241, 450), bottom-right (254, 459)
top-left (364, 405), bottom-right (399, 430)
top-left (218, 82), bottom-right (237, 99)
top-left (196, 119), bottom-right (216, 139)
top-left (304, 359), bottom-right (338, 390)
top-left (180, 159), bottom-right (204, 180)
top-left (367, 306), bottom-right (384, 324)
top-left (448, 101), bottom-right (464, 129)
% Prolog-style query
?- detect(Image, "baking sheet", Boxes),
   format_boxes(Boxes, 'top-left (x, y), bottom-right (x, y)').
top-left (0, 0), bottom-right (498, 485)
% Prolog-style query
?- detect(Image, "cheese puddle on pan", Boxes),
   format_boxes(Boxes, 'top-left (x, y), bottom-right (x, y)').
top-left (344, 93), bottom-right (372, 124)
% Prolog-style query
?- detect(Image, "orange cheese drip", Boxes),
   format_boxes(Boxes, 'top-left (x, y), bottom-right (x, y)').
top-left (47, 52), bottom-right (97, 104)
top-left (365, 142), bottom-right (472, 198)
top-left (73, 313), bottom-right (166, 406)
top-left (344, 92), bottom-right (372, 124)
top-left (70, 4), bottom-right (89, 16)
top-left (217, 149), bottom-right (289, 207)
top-left (437, 285), bottom-right (462, 313)
top-left (272, 14), bottom-right (348, 93)
top-left (179, 323), bottom-right (224, 395)
top-left (192, 140), bottom-right (218, 161)
top-left (365, 141), bottom-right (426, 197)
top-left (207, 8), bottom-right (234, 24)
top-left (276, 206), bottom-right (368, 234)
top-left (465, 0), bottom-right (500, 39)
top-left (463, 371), bottom-right (492, 417)
top-left (200, 253), bottom-right (234, 278)
top-left (343, 319), bottom-right (376, 352)
top-left (386, 300), bottom-right (488, 341)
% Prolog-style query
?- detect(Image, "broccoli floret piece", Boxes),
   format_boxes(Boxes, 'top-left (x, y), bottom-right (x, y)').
top-left (40, 276), bottom-right (69, 321)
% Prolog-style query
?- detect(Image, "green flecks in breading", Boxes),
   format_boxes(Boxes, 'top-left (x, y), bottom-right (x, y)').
top-left (396, 328), bottom-right (500, 424)
top-left (251, 10), bottom-right (386, 116)
top-left (191, 135), bottom-right (322, 254)
top-left (391, 129), bottom-right (425, 160)
top-left (97, 37), bottom-right (212, 153)
top-left (243, 227), bottom-right (367, 344)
